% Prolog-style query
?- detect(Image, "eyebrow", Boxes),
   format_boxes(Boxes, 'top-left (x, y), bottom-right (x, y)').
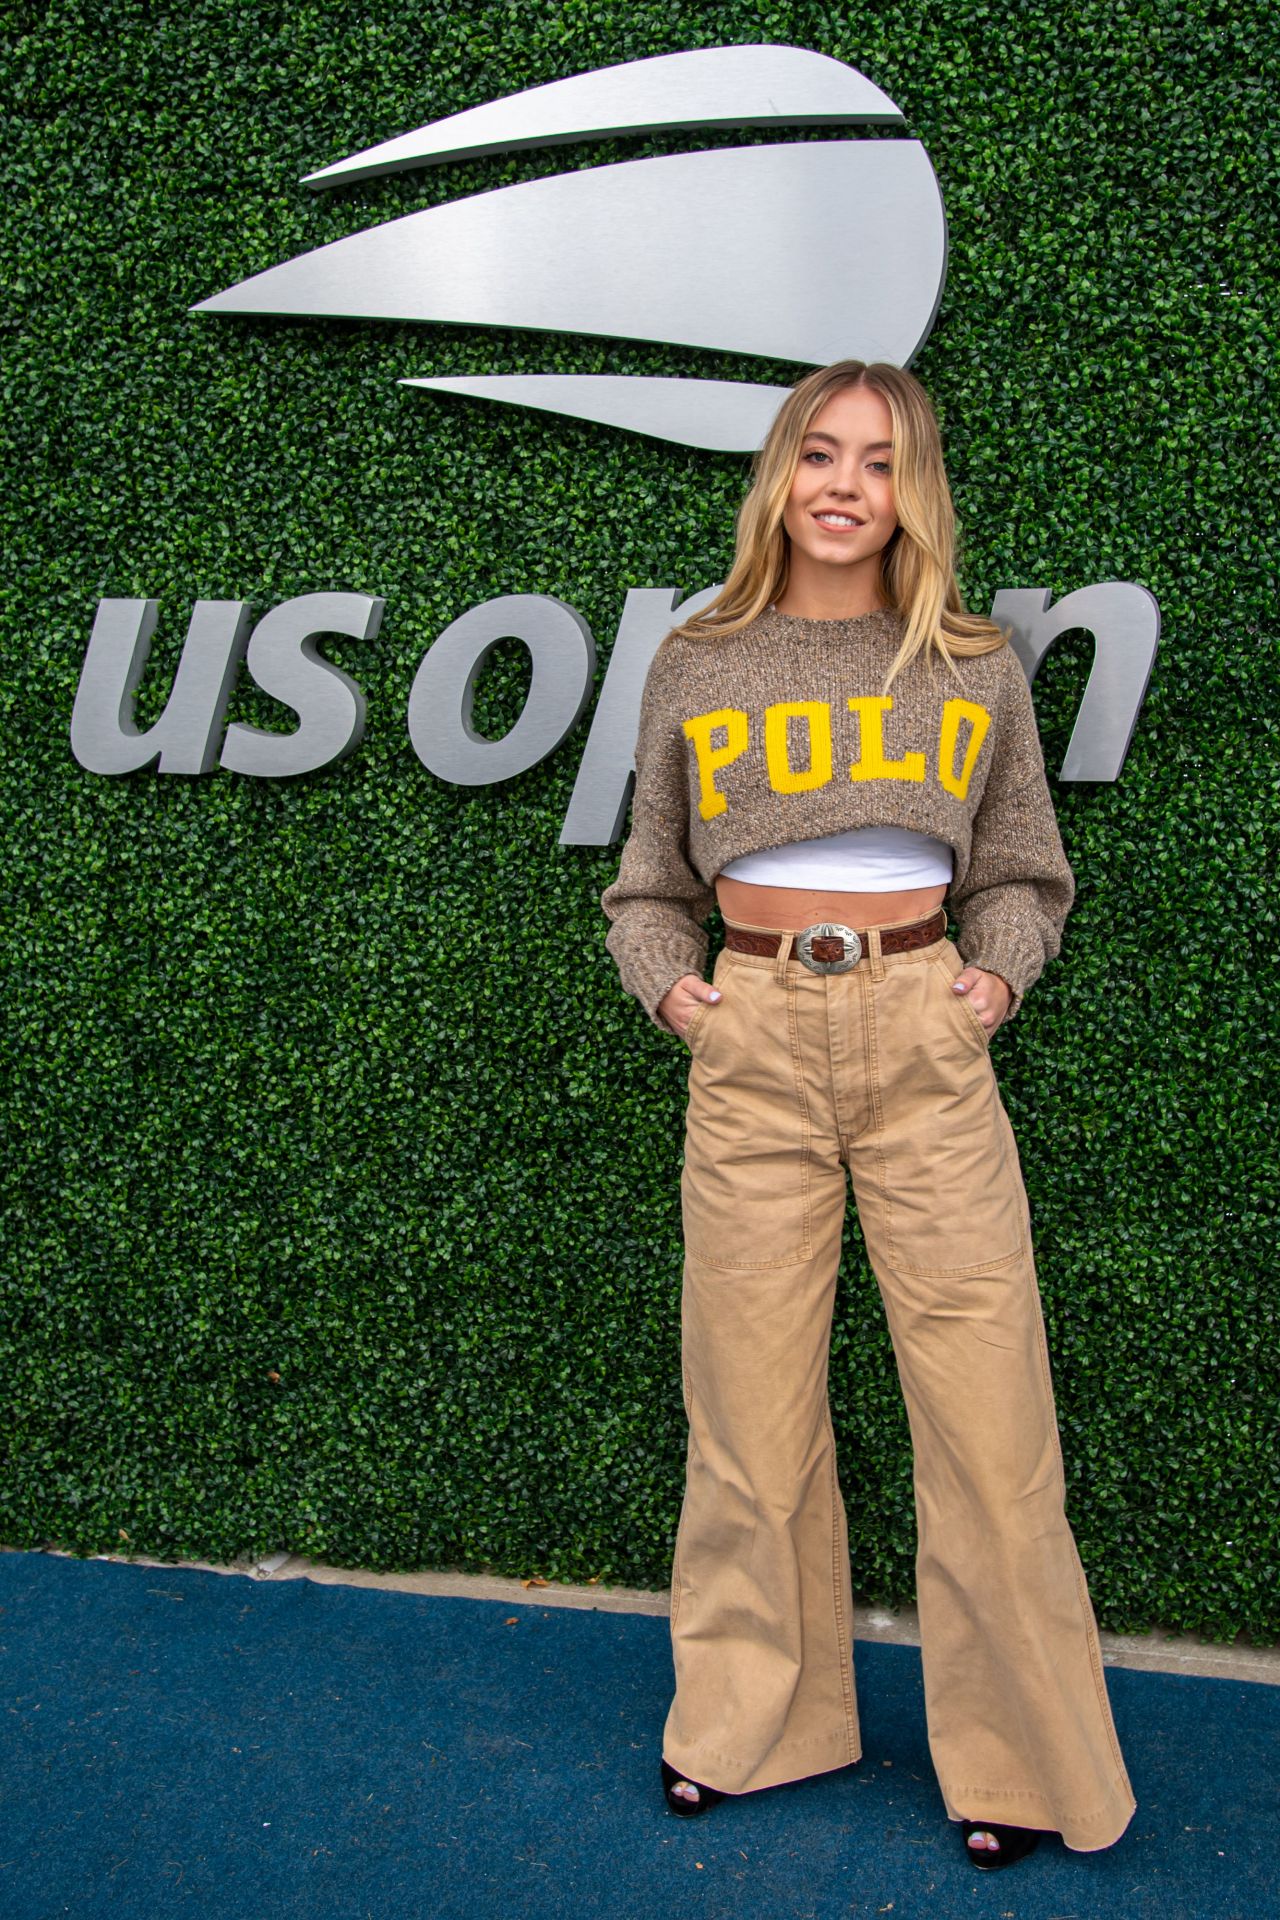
top-left (802, 432), bottom-right (894, 453)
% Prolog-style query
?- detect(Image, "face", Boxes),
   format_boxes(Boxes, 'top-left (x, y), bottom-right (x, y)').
top-left (781, 383), bottom-right (899, 587)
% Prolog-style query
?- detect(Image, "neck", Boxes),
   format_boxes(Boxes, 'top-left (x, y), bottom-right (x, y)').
top-left (772, 557), bottom-right (888, 622)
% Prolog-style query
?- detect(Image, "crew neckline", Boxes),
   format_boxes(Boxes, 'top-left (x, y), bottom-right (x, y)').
top-left (763, 602), bottom-right (898, 628)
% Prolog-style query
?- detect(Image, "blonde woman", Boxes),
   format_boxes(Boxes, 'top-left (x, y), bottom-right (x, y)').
top-left (601, 361), bottom-right (1136, 1872)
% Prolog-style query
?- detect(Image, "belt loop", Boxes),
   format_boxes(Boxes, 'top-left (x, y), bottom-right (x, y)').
top-left (774, 928), bottom-right (794, 987)
top-left (867, 924), bottom-right (886, 983)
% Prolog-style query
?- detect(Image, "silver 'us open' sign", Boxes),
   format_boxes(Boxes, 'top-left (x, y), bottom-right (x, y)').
top-left (70, 581), bottom-right (1160, 846)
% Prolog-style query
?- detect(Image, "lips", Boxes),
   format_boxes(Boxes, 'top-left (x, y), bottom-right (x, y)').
top-left (813, 511), bottom-right (865, 528)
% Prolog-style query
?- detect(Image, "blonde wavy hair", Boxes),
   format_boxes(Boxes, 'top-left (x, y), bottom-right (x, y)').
top-left (673, 360), bottom-right (1006, 690)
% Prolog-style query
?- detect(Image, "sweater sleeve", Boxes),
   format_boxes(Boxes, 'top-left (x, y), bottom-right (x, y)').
top-left (600, 641), bottom-right (718, 1031)
top-left (946, 650), bottom-right (1076, 1019)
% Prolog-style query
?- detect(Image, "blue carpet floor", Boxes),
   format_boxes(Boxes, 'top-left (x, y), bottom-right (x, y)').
top-left (0, 1550), bottom-right (1275, 1920)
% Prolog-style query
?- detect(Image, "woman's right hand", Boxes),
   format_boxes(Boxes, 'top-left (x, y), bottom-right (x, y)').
top-left (659, 973), bottom-right (722, 1043)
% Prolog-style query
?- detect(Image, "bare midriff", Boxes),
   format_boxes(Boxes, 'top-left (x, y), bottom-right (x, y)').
top-left (715, 875), bottom-right (949, 932)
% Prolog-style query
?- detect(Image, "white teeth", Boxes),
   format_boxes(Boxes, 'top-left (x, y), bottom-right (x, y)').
top-left (817, 513), bottom-right (860, 526)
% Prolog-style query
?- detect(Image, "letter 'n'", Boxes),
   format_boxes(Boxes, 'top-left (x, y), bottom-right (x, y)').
top-left (990, 584), bottom-right (1160, 780)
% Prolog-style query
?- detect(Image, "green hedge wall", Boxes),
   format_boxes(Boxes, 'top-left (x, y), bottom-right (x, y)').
top-left (3, 1), bottom-right (1277, 1640)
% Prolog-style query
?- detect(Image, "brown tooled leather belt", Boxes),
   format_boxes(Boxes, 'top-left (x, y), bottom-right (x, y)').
top-left (724, 907), bottom-right (947, 973)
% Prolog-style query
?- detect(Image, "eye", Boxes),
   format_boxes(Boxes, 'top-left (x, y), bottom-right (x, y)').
top-left (801, 449), bottom-right (832, 465)
top-left (869, 460), bottom-right (893, 475)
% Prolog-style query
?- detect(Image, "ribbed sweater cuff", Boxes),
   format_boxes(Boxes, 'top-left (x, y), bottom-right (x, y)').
top-left (619, 940), bottom-right (708, 1031)
top-left (953, 924), bottom-right (1046, 1021)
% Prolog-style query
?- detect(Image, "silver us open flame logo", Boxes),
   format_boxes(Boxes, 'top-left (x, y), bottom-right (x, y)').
top-left (192, 44), bottom-right (948, 451)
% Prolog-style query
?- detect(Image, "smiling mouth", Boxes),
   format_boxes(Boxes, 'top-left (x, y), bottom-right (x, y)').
top-left (813, 512), bottom-right (865, 529)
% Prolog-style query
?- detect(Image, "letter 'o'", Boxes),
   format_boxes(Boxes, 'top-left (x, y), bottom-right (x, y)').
top-left (408, 595), bottom-right (596, 784)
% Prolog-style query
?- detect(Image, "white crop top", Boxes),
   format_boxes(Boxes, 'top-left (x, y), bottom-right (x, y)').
top-left (719, 824), bottom-right (954, 891)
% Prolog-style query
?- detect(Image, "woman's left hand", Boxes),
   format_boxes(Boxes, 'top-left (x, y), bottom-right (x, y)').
top-left (952, 966), bottom-right (1012, 1035)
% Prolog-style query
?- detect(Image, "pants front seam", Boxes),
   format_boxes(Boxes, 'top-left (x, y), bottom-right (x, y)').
top-left (1031, 1291), bottom-right (1133, 1787)
top-left (785, 963), bottom-right (814, 1259)
top-left (826, 1411), bottom-right (860, 1758)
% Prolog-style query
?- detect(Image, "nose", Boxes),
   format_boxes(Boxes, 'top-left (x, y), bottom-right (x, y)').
top-left (825, 463), bottom-right (863, 499)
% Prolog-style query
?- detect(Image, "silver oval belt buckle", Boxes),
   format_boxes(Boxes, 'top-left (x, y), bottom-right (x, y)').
top-left (794, 922), bottom-right (863, 974)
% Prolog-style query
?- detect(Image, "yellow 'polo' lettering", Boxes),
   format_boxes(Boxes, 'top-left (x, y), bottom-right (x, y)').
top-left (938, 699), bottom-right (991, 800)
top-left (683, 708), bottom-right (749, 820)
top-left (764, 701), bottom-right (833, 794)
top-left (847, 696), bottom-right (926, 784)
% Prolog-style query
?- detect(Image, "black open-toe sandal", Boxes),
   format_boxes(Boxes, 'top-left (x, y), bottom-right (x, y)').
top-left (661, 1757), bottom-right (725, 1817)
top-left (961, 1820), bottom-right (1042, 1870)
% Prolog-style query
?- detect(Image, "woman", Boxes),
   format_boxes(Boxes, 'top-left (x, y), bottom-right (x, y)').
top-left (600, 360), bottom-right (1136, 1872)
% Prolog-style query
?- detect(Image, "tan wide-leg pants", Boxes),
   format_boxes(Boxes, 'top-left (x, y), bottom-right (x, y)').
top-left (664, 917), bottom-right (1136, 1852)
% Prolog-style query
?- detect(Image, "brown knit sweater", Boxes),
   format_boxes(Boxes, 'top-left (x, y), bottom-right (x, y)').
top-left (600, 606), bottom-right (1075, 1028)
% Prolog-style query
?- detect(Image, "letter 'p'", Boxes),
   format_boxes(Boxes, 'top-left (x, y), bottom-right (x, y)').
top-left (683, 708), bottom-right (749, 820)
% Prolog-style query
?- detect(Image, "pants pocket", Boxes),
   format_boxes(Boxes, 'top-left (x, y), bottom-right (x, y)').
top-left (933, 940), bottom-right (993, 1049)
top-left (681, 961), bottom-right (813, 1269)
top-left (683, 998), bottom-right (710, 1053)
top-left (866, 951), bottom-right (1027, 1277)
